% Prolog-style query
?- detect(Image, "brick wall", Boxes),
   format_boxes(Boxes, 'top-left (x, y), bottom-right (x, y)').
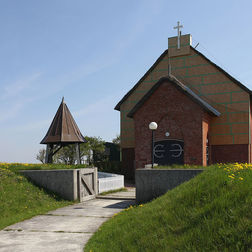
top-left (119, 44), bottom-right (250, 151)
top-left (211, 144), bottom-right (249, 163)
top-left (133, 79), bottom-right (210, 169)
top-left (121, 148), bottom-right (135, 180)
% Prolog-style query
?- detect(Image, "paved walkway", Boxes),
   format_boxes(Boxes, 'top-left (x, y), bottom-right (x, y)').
top-left (0, 189), bottom-right (135, 252)
top-left (97, 187), bottom-right (135, 200)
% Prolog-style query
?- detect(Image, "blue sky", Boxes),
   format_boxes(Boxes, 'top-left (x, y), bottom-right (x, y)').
top-left (0, 0), bottom-right (252, 163)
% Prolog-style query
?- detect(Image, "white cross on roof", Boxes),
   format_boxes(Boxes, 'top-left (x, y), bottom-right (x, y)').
top-left (173, 21), bottom-right (183, 49)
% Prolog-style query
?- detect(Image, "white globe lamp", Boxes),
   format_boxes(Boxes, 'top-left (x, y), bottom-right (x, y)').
top-left (149, 122), bottom-right (158, 130)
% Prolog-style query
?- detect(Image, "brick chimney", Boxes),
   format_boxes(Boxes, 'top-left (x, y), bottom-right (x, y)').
top-left (168, 34), bottom-right (192, 57)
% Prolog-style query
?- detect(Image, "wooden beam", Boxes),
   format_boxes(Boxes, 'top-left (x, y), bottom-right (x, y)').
top-left (81, 175), bottom-right (94, 195)
top-left (76, 143), bottom-right (81, 164)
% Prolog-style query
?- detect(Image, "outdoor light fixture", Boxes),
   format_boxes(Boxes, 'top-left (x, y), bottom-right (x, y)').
top-left (149, 122), bottom-right (158, 168)
top-left (149, 122), bottom-right (158, 130)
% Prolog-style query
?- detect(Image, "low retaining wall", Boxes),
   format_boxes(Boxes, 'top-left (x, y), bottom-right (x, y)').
top-left (98, 172), bottom-right (124, 193)
top-left (21, 168), bottom-right (97, 201)
top-left (135, 169), bottom-right (204, 203)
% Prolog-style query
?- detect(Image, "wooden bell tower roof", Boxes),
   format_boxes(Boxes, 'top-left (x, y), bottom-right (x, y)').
top-left (40, 98), bottom-right (86, 144)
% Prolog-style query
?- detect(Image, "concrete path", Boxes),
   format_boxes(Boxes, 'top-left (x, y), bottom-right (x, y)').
top-left (97, 187), bottom-right (136, 200)
top-left (0, 189), bottom-right (135, 252)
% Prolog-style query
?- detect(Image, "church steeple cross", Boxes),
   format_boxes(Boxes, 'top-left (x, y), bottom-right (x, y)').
top-left (173, 21), bottom-right (183, 49)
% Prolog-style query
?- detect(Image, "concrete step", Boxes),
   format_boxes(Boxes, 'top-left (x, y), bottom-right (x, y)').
top-left (96, 195), bottom-right (135, 200)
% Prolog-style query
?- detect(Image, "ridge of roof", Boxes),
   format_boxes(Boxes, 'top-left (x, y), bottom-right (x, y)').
top-left (40, 100), bottom-right (86, 144)
top-left (127, 75), bottom-right (221, 118)
top-left (115, 46), bottom-right (252, 111)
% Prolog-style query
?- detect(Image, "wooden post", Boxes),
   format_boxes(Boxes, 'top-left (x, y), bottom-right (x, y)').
top-left (45, 144), bottom-right (54, 163)
top-left (76, 143), bottom-right (81, 164)
top-left (45, 144), bottom-right (50, 163)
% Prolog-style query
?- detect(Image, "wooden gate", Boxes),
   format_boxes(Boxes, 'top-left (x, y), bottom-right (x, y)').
top-left (78, 168), bottom-right (98, 202)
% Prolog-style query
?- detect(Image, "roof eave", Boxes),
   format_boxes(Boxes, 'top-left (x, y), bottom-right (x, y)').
top-left (127, 76), bottom-right (221, 118)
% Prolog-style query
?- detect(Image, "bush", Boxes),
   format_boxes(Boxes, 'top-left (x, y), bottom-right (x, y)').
top-left (95, 161), bottom-right (122, 174)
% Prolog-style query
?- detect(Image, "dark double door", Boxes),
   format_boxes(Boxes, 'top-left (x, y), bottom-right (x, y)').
top-left (154, 139), bottom-right (184, 165)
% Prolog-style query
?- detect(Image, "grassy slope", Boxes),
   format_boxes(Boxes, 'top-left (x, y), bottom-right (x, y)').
top-left (2, 162), bottom-right (87, 172)
top-left (85, 164), bottom-right (252, 251)
top-left (155, 164), bottom-right (205, 169)
top-left (0, 163), bottom-right (78, 230)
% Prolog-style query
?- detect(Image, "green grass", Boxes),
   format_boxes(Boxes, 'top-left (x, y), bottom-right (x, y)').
top-left (85, 163), bottom-right (252, 251)
top-left (155, 164), bottom-right (206, 169)
top-left (99, 188), bottom-right (127, 196)
top-left (0, 163), bottom-right (80, 230)
top-left (0, 162), bottom-right (88, 172)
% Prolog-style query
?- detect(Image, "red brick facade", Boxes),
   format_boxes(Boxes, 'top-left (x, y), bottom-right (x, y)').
top-left (116, 35), bottom-right (252, 178)
top-left (122, 148), bottom-right (135, 180)
top-left (211, 144), bottom-right (249, 164)
top-left (133, 80), bottom-right (211, 169)
top-left (121, 79), bottom-right (251, 177)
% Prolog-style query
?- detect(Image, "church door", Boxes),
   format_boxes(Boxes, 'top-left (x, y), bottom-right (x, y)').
top-left (154, 139), bottom-right (184, 165)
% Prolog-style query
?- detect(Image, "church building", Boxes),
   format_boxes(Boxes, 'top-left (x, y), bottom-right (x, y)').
top-left (115, 28), bottom-right (252, 179)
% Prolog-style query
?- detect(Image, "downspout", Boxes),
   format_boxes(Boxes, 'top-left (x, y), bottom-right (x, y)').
top-left (249, 97), bottom-right (251, 163)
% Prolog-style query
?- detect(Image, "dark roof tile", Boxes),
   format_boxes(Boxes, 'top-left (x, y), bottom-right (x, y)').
top-left (127, 75), bottom-right (221, 118)
top-left (40, 98), bottom-right (86, 144)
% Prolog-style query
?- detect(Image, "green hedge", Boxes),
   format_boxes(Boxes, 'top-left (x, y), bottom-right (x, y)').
top-left (95, 161), bottom-right (122, 174)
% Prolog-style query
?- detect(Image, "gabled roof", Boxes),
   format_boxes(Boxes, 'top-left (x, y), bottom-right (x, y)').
top-left (115, 47), bottom-right (252, 111)
top-left (40, 98), bottom-right (86, 144)
top-left (127, 75), bottom-right (221, 118)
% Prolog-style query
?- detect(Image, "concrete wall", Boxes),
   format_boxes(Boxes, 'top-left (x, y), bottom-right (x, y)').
top-left (21, 169), bottom-right (78, 201)
top-left (98, 172), bottom-right (124, 193)
top-left (21, 168), bottom-right (97, 201)
top-left (135, 169), bottom-right (203, 203)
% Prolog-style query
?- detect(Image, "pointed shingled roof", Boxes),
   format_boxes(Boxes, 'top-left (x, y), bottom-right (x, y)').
top-left (40, 98), bottom-right (86, 144)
